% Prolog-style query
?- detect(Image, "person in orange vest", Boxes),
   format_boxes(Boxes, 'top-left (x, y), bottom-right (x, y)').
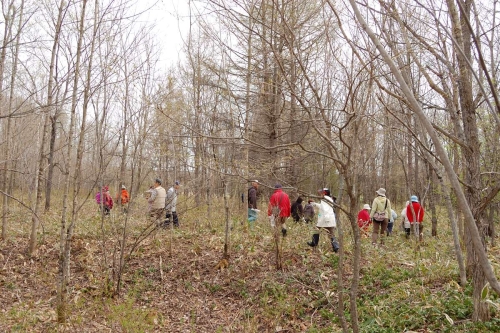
top-left (119, 185), bottom-right (130, 213)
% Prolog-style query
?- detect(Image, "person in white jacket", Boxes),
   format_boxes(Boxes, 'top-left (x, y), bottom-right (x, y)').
top-left (306, 188), bottom-right (339, 252)
top-left (400, 201), bottom-right (411, 239)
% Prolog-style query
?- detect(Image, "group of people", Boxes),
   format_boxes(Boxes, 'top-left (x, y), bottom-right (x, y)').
top-left (146, 178), bottom-right (181, 228)
top-left (291, 197), bottom-right (316, 223)
top-left (247, 181), bottom-right (340, 253)
top-left (248, 182), bottom-right (426, 251)
top-left (98, 180), bottom-right (424, 246)
top-left (95, 185), bottom-right (130, 215)
top-left (357, 188), bottom-right (425, 245)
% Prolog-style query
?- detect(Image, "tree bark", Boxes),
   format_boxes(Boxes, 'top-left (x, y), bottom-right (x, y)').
top-left (447, 0), bottom-right (489, 321)
top-left (348, 0), bottom-right (500, 299)
top-left (57, 0), bottom-right (88, 322)
top-left (2, 1), bottom-right (20, 241)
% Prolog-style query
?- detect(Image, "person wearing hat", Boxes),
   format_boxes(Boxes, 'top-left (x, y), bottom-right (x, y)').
top-left (248, 180), bottom-right (260, 224)
top-left (96, 185), bottom-right (113, 216)
top-left (307, 188), bottom-right (340, 253)
top-left (357, 204), bottom-right (372, 237)
top-left (267, 183), bottom-right (291, 237)
top-left (164, 181), bottom-right (181, 228)
top-left (118, 184), bottom-right (130, 213)
top-left (149, 178), bottom-right (166, 226)
top-left (119, 185), bottom-right (130, 204)
top-left (370, 188), bottom-right (392, 246)
top-left (303, 199), bottom-right (315, 223)
top-left (406, 195), bottom-right (425, 241)
top-left (400, 201), bottom-right (411, 239)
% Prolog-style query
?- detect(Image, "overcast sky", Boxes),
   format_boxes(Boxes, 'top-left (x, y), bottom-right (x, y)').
top-left (134, 0), bottom-right (191, 67)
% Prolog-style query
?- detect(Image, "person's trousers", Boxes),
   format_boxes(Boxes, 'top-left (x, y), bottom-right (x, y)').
top-left (411, 222), bottom-right (423, 241)
top-left (150, 208), bottom-right (165, 225)
top-left (387, 222), bottom-right (394, 235)
top-left (248, 208), bottom-right (258, 222)
top-left (165, 211), bottom-right (179, 227)
top-left (372, 218), bottom-right (388, 244)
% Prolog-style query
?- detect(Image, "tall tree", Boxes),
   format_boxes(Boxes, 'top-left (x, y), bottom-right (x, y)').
top-left (1, 0), bottom-right (22, 240)
top-left (347, 0), bottom-right (500, 307)
top-left (57, 0), bottom-right (88, 322)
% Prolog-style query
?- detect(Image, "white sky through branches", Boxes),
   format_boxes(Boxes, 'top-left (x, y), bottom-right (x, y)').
top-left (134, 0), bottom-right (190, 68)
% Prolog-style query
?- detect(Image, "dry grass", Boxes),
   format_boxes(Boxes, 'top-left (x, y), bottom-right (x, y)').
top-left (0, 198), bottom-right (499, 332)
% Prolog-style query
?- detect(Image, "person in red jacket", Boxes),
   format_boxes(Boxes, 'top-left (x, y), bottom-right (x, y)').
top-left (267, 183), bottom-right (291, 270)
top-left (406, 195), bottom-right (425, 241)
top-left (357, 203), bottom-right (371, 237)
top-left (267, 183), bottom-right (291, 237)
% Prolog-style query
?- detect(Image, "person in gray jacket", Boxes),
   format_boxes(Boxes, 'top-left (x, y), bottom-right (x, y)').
top-left (165, 181), bottom-right (180, 228)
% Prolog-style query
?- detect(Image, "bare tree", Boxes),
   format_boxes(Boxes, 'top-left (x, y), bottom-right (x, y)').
top-left (347, 0), bottom-right (500, 304)
top-left (2, 0), bottom-right (24, 240)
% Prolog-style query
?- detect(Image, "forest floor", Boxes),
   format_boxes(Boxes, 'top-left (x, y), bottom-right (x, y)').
top-left (0, 200), bottom-right (500, 333)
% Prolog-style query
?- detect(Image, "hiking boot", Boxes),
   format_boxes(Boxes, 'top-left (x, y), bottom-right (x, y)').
top-left (282, 228), bottom-right (287, 237)
top-left (331, 237), bottom-right (340, 253)
top-left (307, 234), bottom-right (319, 247)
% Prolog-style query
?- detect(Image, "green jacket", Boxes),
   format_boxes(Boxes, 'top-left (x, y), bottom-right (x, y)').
top-left (370, 196), bottom-right (391, 219)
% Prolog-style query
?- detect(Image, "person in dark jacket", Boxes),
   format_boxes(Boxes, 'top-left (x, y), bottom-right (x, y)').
top-left (303, 200), bottom-right (315, 223)
top-left (248, 180), bottom-right (259, 223)
top-left (291, 197), bottom-right (304, 222)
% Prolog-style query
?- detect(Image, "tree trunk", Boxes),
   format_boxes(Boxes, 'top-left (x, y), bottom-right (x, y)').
top-left (57, 0), bottom-right (88, 322)
top-left (428, 163), bottom-right (438, 237)
top-left (333, 177), bottom-right (349, 332)
top-left (448, 0), bottom-right (489, 321)
top-left (345, 181), bottom-right (361, 333)
top-left (488, 205), bottom-right (496, 248)
top-left (29, 115), bottom-right (49, 255)
top-left (223, 178), bottom-right (230, 258)
top-left (118, 56), bottom-right (130, 208)
top-left (243, 8), bottom-right (253, 225)
top-left (2, 1), bottom-right (19, 240)
top-left (45, 115), bottom-right (57, 211)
